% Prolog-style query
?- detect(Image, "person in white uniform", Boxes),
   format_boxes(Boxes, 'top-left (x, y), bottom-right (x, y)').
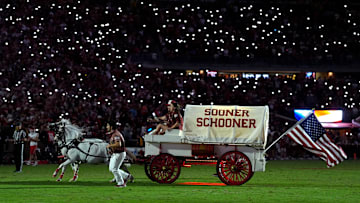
top-left (28, 127), bottom-right (39, 166)
top-left (106, 121), bottom-right (133, 188)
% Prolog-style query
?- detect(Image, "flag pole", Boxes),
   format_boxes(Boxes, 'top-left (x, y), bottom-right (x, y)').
top-left (263, 112), bottom-right (312, 154)
top-left (263, 127), bottom-right (293, 154)
top-left (263, 132), bottom-right (286, 154)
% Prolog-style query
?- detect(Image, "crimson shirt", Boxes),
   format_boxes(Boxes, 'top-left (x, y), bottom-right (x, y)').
top-left (109, 130), bottom-right (125, 153)
top-left (166, 111), bottom-right (183, 130)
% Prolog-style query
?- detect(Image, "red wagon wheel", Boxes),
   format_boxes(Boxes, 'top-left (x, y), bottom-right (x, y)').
top-left (216, 151), bottom-right (253, 185)
top-left (144, 156), bottom-right (156, 182)
top-left (149, 153), bottom-right (181, 184)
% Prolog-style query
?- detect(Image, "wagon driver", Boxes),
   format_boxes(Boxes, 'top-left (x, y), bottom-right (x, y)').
top-left (148, 100), bottom-right (183, 135)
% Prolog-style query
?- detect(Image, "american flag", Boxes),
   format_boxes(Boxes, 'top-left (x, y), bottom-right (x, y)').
top-left (286, 113), bottom-right (347, 167)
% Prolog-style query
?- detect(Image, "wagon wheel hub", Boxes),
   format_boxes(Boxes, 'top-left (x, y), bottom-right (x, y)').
top-left (230, 165), bottom-right (238, 172)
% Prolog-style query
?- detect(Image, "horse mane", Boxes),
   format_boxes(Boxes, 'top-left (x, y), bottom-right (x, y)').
top-left (60, 119), bottom-right (84, 140)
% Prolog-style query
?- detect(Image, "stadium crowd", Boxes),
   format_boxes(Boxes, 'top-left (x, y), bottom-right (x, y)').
top-left (1, 0), bottom-right (360, 163)
top-left (136, 0), bottom-right (360, 65)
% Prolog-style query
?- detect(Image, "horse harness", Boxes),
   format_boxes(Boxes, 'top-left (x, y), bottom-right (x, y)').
top-left (55, 128), bottom-right (110, 162)
top-left (74, 141), bottom-right (111, 162)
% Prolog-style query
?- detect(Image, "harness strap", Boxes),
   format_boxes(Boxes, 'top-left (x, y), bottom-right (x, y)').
top-left (84, 143), bottom-right (94, 162)
top-left (56, 129), bottom-right (109, 159)
top-left (74, 143), bottom-right (109, 159)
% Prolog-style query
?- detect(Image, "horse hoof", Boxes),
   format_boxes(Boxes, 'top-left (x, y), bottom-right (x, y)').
top-left (56, 178), bottom-right (62, 182)
top-left (53, 169), bottom-right (60, 177)
top-left (69, 177), bottom-right (78, 182)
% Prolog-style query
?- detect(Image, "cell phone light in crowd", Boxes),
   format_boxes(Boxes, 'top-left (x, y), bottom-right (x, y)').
top-left (207, 71), bottom-right (217, 77)
top-left (305, 72), bottom-right (315, 78)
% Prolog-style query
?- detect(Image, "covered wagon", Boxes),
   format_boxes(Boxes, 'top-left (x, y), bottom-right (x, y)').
top-left (144, 105), bottom-right (269, 185)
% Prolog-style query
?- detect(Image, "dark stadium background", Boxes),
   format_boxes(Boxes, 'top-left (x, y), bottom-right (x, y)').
top-left (0, 0), bottom-right (359, 164)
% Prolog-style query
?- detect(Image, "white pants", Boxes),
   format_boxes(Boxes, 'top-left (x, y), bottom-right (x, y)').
top-left (109, 152), bottom-right (128, 185)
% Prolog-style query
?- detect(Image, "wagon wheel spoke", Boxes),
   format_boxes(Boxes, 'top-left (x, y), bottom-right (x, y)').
top-left (159, 172), bottom-right (166, 181)
top-left (239, 170), bottom-right (248, 179)
top-left (236, 172), bottom-right (245, 182)
top-left (240, 170), bottom-right (249, 176)
top-left (233, 173), bottom-right (239, 183)
top-left (236, 160), bottom-right (247, 168)
top-left (230, 172), bottom-right (237, 184)
top-left (222, 170), bottom-right (232, 178)
top-left (222, 168), bottom-right (231, 173)
top-left (227, 156), bottom-right (236, 165)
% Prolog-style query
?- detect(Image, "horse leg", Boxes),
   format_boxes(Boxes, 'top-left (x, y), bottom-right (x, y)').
top-left (55, 159), bottom-right (72, 181)
top-left (69, 163), bottom-right (76, 182)
top-left (69, 163), bottom-right (79, 182)
top-left (52, 167), bottom-right (60, 177)
top-left (53, 160), bottom-right (66, 177)
top-left (58, 167), bottom-right (65, 182)
top-left (73, 163), bottom-right (80, 182)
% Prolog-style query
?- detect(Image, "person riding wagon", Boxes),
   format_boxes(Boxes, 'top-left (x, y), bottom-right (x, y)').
top-left (148, 100), bottom-right (183, 135)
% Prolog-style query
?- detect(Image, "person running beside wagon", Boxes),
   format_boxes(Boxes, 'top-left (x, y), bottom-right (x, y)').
top-left (106, 121), bottom-right (133, 188)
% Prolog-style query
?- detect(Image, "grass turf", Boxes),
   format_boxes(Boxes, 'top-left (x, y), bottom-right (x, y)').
top-left (0, 160), bottom-right (359, 202)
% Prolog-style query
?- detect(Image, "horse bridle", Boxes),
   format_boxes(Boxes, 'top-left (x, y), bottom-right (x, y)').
top-left (54, 123), bottom-right (76, 151)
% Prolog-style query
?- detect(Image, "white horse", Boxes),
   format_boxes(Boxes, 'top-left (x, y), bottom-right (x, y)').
top-left (51, 119), bottom-right (110, 182)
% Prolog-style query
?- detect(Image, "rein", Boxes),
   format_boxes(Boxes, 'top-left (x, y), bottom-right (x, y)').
top-left (73, 142), bottom-right (110, 160)
top-left (56, 128), bottom-right (110, 160)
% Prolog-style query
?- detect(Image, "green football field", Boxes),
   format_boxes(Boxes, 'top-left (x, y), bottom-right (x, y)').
top-left (0, 160), bottom-right (359, 202)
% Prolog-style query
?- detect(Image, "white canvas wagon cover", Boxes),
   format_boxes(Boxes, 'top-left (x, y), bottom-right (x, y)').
top-left (181, 105), bottom-right (269, 148)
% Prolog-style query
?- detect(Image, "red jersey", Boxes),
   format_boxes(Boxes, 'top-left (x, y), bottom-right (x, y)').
top-left (109, 130), bottom-right (125, 153)
top-left (166, 111), bottom-right (183, 130)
